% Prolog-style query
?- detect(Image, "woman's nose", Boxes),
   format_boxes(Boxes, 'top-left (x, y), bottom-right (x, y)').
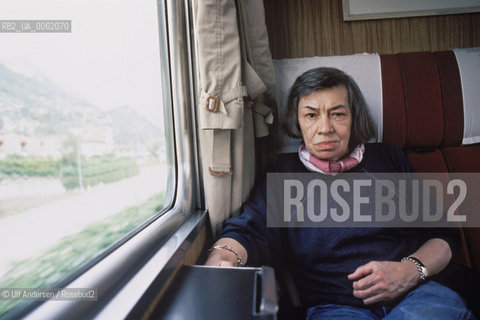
top-left (316, 115), bottom-right (334, 134)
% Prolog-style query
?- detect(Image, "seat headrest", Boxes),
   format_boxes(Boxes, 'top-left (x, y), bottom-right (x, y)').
top-left (453, 48), bottom-right (480, 145)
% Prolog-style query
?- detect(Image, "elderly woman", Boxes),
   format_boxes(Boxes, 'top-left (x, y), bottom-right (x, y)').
top-left (205, 67), bottom-right (474, 319)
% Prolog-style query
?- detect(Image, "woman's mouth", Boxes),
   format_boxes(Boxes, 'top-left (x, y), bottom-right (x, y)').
top-left (314, 141), bottom-right (338, 150)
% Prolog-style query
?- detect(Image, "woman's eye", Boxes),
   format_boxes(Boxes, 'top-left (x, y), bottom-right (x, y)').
top-left (331, 112), bottom-right (346, 119)
top-left (306, 113), bottom-right (316, 119)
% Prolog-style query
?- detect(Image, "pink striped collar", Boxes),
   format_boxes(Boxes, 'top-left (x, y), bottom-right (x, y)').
top-left (299, 144), bottom-right (365, 175)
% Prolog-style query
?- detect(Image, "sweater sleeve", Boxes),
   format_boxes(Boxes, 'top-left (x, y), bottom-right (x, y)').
top-left (218, 174), bottom-right (284, 267)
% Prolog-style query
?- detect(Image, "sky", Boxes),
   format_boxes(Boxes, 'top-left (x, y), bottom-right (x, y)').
top-left (0, 0), bottom-right (165, 127)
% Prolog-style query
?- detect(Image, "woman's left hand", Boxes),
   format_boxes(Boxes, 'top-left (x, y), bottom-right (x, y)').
top-left (347, 260), bottom-right (420, 305)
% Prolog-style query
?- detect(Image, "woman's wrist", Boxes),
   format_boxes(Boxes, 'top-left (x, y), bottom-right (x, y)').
top-left (400, 258), bottom-right (422, 286)
top-left (205, 238), bottom-right (248, 267)
top-left (208, 245), bottom-right (244, 266)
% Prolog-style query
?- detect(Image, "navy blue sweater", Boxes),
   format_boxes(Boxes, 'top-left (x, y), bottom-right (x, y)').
top-left (219, 143), bottom-right (460, 308)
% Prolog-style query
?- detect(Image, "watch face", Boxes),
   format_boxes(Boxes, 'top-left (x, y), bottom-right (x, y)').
top-left (420, 266), bottom-right (429, 277)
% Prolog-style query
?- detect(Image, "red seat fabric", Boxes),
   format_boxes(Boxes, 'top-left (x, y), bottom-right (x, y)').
top-left (434, 51), bottom-right (464, 147)
top-left (380, 54), bottom-right (406, 149)
top-left (379, 51), bottom-right (478, 271)
top-left (397, 52), bottom-right (444, 149)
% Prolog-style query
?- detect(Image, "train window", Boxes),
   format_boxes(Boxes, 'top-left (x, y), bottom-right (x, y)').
top-left (0, 0), bottom-right (173, 317)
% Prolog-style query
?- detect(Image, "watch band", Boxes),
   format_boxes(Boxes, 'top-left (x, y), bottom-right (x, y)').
top-left (401, 256), bottom-right (428, 281)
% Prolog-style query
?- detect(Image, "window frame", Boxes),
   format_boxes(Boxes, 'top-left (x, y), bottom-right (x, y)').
top-left (6, 0), bottom-right (203, 319)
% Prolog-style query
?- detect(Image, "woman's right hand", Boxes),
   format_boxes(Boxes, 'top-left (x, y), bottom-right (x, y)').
top-left (204, 238), bottom-right (248, 267)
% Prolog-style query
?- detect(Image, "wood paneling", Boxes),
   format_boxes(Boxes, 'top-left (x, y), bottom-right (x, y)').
top-left (264, 0), bottom-right (480, 58)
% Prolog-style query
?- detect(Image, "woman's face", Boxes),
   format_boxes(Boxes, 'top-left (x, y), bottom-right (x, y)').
top-left (297, 85), bottom-right (352, 162)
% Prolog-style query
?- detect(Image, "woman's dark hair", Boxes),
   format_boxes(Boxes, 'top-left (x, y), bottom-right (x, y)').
top-left (282, 67), bottom-right (377, 151)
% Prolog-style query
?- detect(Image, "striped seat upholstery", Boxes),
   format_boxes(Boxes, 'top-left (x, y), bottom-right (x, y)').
top-left (380, 50), bottom-right (479, 270)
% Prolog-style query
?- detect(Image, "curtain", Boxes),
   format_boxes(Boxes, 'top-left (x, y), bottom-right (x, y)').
top-left (193, 0), bottom-right (275, 234)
